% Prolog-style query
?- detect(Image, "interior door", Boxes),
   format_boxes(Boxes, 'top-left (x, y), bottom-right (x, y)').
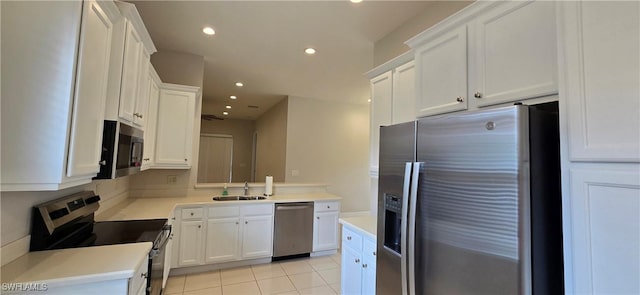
top-left (197, 135), bottom-right (233, 183)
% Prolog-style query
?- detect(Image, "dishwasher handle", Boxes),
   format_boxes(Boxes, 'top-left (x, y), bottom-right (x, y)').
top-left (275, 203), bottom-right (313, 211)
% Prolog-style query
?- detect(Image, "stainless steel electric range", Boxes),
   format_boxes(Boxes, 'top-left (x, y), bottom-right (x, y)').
top-left (30, 191), bottom-right (171, 295)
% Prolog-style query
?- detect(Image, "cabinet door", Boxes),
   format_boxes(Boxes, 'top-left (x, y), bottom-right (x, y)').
top-left (133, 50), bottom-right (151, 129)
top-left (559, 1), bottom-right (640, 162)
top-left (155, 88), bottom-right (196, 167)
top-left (341, 246), bottom-right (363, 295)
top-left (569, 167), bottom-right (640, 294)
top-left (415, 26), bottom-right (468, 117)
top-left (471, 1), bottom-right (557, 107)
top-left (241, 215), bottom-right (274, 259)
top-left (178, 220), bottom-right (203, 266)
top-left (362, 238), bottom-right (377, 295)
top-left (369, 71), bottom-right (392, 177)
top-left (313, 211), bottom-right (339, 251)
top-left (66, 0), bottom-right (113, 177)
top-left (119, 21), bottom-right (142, 123)
top-left (205, 217), bottom-right (240, 263)
top-left (141, 69), bottom-right (160, 171)
top-left (392, 61), bottom-right (416, 124)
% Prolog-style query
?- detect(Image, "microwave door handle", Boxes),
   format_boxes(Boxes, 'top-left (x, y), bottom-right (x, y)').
top-left (401, 162), bottom-right (412, 295)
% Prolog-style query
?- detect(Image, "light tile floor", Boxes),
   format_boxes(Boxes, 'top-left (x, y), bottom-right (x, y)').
top-left (165, 252), bottom-right (342, 295)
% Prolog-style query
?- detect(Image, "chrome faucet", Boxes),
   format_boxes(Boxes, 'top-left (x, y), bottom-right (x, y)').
top-left (244, 181), bottom-right (249, 196)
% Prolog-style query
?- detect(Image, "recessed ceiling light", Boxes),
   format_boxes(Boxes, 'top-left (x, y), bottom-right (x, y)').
top-left (225, 105), bottom-right (231, 109)
top-left (230, 95), bottom-right (237, 100)
top-left (222, 111), bottom-right (229, 116)
top-left (351, 0), bottom-right (363, 3)
top-left (367, 99), bottom-right (371, 103)
top-left (304, 48), bottom-right (316, 55)
top-left (235, 82), bottom-right (244, 87)
top-left (202, 27), bottom-right (215, 35)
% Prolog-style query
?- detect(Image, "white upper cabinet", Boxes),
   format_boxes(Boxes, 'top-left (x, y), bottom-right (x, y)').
top-left (392, 60), bottom-right (416, 124)
top-left (558, 1), bottom-right (640, 162)
top-left (414, 26), bottom-right (468, 117)
top-left (111, 1), bottom-right (156, 129)
top-left (368, 71), bottom-right (392, 176)
top-left (141, 66), bottom-right (161, 171)
top-left (1, 0), bottom-right (120, 191)
top-left (470, 1), bottom-right (557, 107)
top-left (119, 21), bottom-right (142, 123)
top-left (407, 1), bottom-right (558, 117)
top-left (365, 52), bottom-right (415, 177)
top-left (66, 0), bottom-right (116, 177)
top-left (154, 84), bottom-right (199, 168)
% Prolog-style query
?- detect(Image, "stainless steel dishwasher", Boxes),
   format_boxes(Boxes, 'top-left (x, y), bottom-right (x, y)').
top-left (273, 202), bottom-right (314, 259)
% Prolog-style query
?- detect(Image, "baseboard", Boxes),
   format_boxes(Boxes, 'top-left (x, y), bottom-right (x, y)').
top-left (311, 249), bottom-right (337, 257)
top-left (169, 257), bottom-right (272, 276)
top-left (1, 235), bottom-right (30, 266)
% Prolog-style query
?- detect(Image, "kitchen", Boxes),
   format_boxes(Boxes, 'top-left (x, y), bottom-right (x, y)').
top-left (1, 0), bottom-right (639, 295)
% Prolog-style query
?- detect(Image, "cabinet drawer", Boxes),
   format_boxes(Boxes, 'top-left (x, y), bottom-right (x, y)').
top-left (342, 226), bottom-right (362, 251)
top-left (315, 201), bottom-right (340, 212)
top-left (242, 204), bottom-right (273, 216)
top-left (363, 238), bottom-right (377, 260)
top-left (209, 206), bottom-right (239, 218)
top-left (181, 207), bottom-right (203, 219)
top-left (128, 258), bottom-right (148, 295)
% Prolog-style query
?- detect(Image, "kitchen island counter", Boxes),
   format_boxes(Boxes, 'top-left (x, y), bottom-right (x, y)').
top-left (1, 242), bottom-right (151, 290)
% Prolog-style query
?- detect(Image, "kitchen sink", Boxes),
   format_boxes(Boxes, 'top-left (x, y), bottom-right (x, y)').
top-left (212, 196), bottom-right (267, 201)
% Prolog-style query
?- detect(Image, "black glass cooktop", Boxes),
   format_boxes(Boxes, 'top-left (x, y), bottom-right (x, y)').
top-left (92, 219), bottom-right (167, 246)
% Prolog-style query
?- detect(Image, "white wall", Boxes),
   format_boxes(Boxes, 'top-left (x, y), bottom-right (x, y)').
top-left (285, 96), bottom-right (370, 213)
top-left (373, 1), bottom-right (473, 66)
top-left (255, 98), bottom-right (288, 182)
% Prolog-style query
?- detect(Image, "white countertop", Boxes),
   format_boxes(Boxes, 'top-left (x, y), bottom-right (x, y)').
top-left (97, 193), bottom-right (341, 221)
top-left (1, 243), bottom-right (152, 288)
top-left (339, 215), bottom-right (377, 240)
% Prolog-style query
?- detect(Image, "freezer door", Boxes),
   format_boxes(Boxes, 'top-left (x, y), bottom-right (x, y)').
top-left (377, 121), bottom-right (416, 295)
top-left (414, 106), bottom-right (530, 294)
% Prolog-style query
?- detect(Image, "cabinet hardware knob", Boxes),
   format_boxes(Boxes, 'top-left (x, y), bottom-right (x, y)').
top-left (139, 114), bottom-right (143, 118)
top-left (362, 264), bottom-right (368, 268)
top-left (355, 259), bottom-right (360, 263)
top-left (347, 236), bottom-right (351, 240)
top-left (456, 96), bottom-right (464, 103)
top-left (373, 251), bottom-right (376, 256)
top-left (245, 221), bottom-right (248, 224)
top-left (190, 212), bottom-right (194, 216)
top-left (197, 225), bottom-right (201, 228)
top-left (327, 206), bottom-right (330, 208)
top-left (99, 160), bottom-right (106, 165)
top-left (141, 272), bottom-right (149, 279)
top-left (317, 216), bottom-right (320, 220)
top-left (236, 222), bottom-right (239, 225)
top-left (474, 92), bottom-right (482, 98)
top-left (185, 158), bottom-right (188, 162)
top-left (143, 158), bottom-right (150, 161)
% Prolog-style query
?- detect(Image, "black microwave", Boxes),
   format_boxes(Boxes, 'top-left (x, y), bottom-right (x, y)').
top-left (94, 121), bottom-right (144, 179)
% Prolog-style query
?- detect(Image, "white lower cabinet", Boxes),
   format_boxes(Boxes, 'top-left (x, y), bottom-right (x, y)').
top-left (177, 219), bottom-right (204, 267)
top-left (313, 201), bottom-right (340, 252)
top-left (176, 204), bottom-right (274, 268)
top-left (341, 225), bottom-right (376, 295)
top-left (205, 217), bottom-right (240, 263)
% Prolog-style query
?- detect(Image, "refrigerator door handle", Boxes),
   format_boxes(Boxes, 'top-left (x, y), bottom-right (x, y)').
top-left (408, 162), bottom-right (421, 295)
top-left (400, 162), bottom-right (413, 295)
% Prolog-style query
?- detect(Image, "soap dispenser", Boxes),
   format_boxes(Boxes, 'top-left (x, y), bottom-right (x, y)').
top-left (222, 183), bottom-right (229, 196)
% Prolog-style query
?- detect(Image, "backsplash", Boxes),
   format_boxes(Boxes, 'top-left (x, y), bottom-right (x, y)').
top-left (0, 176), bottom-right (129, 247)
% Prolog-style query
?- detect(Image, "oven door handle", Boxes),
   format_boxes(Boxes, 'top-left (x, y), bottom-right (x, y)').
top-left (150, 224), bottom-right (172, 258)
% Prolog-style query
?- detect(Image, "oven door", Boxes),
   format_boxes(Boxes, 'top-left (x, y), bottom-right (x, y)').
top-left (149, 224), bottom-right (171, 295)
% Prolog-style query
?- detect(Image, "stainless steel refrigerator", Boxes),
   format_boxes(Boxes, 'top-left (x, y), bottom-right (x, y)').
top-left (376, 104), bottom-right (563, 295)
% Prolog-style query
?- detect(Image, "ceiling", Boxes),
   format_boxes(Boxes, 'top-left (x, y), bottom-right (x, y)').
top-left (131, 1), bottom-right (433, 120)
